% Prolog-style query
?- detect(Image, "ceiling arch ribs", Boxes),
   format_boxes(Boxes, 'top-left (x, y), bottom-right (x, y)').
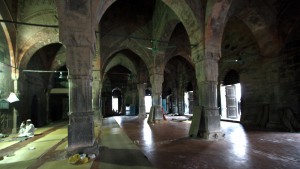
top-left (151, 1), bottom-right (188, 69)
top-left (164, 23), bottom-right (193, 66)
top-left (152, 0), bottom-right (179, 41)
top-left (221, 16), bottom-right (261, 67)
top-left (231, 0), bottom-right (280, 57)
top-left (104, 53), bottom-right (138, 77)
top-left (94, 0), bottom-right (117, 26)
top-left (237, 8), bottom-right (280, 56)
top-left (99, 0), bottom-right (155, 76)
top-left (161, 0), bottom-right (203, 50)
top-left (101, 39), bottom-right (151, 74)
top-left (100, 23), bottom-right (151, 67)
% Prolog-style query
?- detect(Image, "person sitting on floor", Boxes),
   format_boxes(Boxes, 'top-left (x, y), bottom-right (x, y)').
top-left (18, 119), bottom-right (35, 138)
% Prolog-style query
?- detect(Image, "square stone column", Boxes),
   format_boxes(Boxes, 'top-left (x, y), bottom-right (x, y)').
top-left (56, 0), bottom-right (99, 155)
top-left (190, 56), bottom-right (224, 140)
top-left (137, 83), bottom-right (146, 118)
top-left (66, 47), bottom-right (98, 155)
top-left (67, 74), bottom-right (98, 155)
top-left (148, 73), bottom-right (164, 123)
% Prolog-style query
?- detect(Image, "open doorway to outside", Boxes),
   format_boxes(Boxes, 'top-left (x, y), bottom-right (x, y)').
top-left (112, 96), bottom-right (119, 113)
top-left (220, 70), bottom-right (242, 121)
top-left (145, 88), bottom-right (152, 113)
top-left (112, 87), bottom-right (122, 115)
top-left (220, 83), bottom-right (241, 121)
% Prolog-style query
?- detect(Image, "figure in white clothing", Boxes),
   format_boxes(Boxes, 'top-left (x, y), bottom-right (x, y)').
top-left (18, 119), bottom-right (35, 137)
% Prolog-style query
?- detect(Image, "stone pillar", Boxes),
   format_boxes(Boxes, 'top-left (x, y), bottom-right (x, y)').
top-left (189, 83), bottom-right (201, 136)
top-left (98, 83), bottom-right (104, 119)
top-left (188, 91), bottom-right (194, 114)
top-left (131, 86), bottom-right (137, 106)
top-left (45, 91), bottom-right (50, 123)
top-left (92, 72), bottom-right (101, 121)
top-left (121, 88), bottom-right (127, 115)
top-left (67, 47), bottom-right (98, 155)
top-left (11, 78), bottom-right (19, 134)
top-left (137, 83), bottom-right (146, 118)
top-left (171, 87), bottom-right (178, 114)
top-left (190, 52), bottom-right (223, 140)
top-left (148, 73), bottom-right (164, 123)
top-left (92, 32), bottom-right (102, 122)
top-left (177, 71), bottom-right (185, 115)
top-left (178, 84), bottom-right (185, 115)
top-left (56, 0), bottom-right (98, 155)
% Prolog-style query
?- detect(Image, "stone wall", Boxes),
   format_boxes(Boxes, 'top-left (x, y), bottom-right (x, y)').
top-left (0, 25), bottom-right (13, 133)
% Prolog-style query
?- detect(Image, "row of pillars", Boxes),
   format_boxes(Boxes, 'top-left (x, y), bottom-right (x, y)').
top-left (63, 47), bottom-right (223, 155)
top-left (55, 1), bottom-right (223, 155)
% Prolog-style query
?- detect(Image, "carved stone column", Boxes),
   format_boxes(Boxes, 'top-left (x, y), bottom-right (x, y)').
top-left (148, 72), bottom-right (164, 123)
top-left (67, 47), bottom-right (98, 155)
top-left (190, 51), bottom-right (223, 140)
top-left (137, 83), bottom-right (146, 118)
top-left (56, 0), bottom-right (98, 155)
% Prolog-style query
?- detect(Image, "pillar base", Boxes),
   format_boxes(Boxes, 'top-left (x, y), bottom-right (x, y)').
top-left (148, 105), bottom-right (164, 123)
top-left (198, 131), bottom-right (225, 140)
top-left (67, 141), bottom-right (99, 156)
top-left (67, 111), bottom-right (99, 155)
top-left (11, 128), bottom-right (18, 134)
top-left (138, 113), bottom-right (147, 119)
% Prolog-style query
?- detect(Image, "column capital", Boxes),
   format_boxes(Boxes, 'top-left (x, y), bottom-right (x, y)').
top-left (68, 111), bottom-right (94, 117)
top-left (192, 48), bottom-right (220, 64)
top-left (68, 74), bottom-right (92, 80)
top-left (11, 69), bottom-right (19, 80)
top-left (195, 58), bottom-right (219, 82)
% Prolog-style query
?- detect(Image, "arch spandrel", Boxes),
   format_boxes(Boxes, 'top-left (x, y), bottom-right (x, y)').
top-left (101, 41), bottom-right (152, 75)
top-left (94, 0), bottom-right (117, 26)
top-left (51, 45), bottom-right (67, 71)
top-left (19, 31), bottom-right (60, 71)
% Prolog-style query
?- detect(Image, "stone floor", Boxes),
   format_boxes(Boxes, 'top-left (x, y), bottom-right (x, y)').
top-left (0, 115), bottom-right (299, 169)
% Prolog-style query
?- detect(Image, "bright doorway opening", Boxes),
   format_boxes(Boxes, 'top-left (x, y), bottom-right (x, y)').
top-left (220, 83), bottom-right (241, 121)
top-left (145, 96), bottom-right (152, 113)
top-left (112, 96), bottom-right (118, 112)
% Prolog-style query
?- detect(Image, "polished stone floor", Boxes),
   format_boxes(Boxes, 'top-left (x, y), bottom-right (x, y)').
top-left (0, 115), bottom-right (299, 169)
top-left (114, 116), bottom-right (300, 169)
